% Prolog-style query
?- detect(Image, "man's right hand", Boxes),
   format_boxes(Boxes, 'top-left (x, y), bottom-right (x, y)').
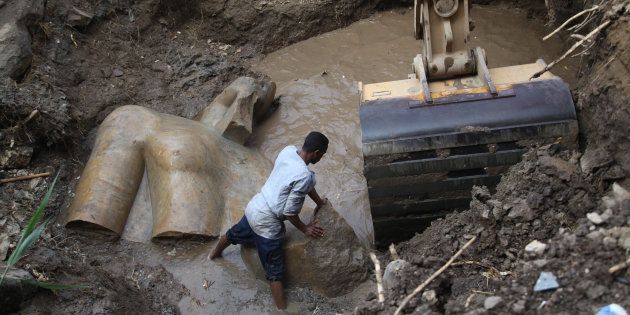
top-left (304, 219), bottom-right (325, 238)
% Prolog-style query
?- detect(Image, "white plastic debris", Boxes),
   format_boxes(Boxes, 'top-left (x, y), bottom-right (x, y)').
top-left (596, 304), bottom-right (628, 315)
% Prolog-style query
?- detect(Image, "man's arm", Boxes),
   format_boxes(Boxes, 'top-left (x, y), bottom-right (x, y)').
top-left (308, 188), bottom-right (328, 214)
top-left (286, 215), bottom-right (325, 238)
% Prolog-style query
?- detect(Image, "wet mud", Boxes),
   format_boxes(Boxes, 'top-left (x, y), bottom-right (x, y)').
top-left (251, 5), bottom-right (578, 245)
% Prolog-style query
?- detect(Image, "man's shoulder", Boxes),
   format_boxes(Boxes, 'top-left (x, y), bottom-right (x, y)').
top-left (279, 145), bottom-right (298, 155)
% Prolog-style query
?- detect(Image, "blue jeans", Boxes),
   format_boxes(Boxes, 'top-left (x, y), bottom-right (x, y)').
top-left (226, 216), bottom-right (284, 281)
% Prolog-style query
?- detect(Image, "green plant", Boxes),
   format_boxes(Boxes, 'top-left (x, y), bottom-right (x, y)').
top-left (0, 173), bottom-right (82, 290)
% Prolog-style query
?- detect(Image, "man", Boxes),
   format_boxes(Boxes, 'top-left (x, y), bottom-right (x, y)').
top-left (209, 131), bottom-right (329, 310)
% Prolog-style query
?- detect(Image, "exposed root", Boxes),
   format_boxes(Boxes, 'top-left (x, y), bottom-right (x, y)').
top-left (369, 252), bottom-right (385, 303)
top-left (543, 5), bottom-right (600, 41)
top-left (609, 257), bottom-right (630, 274)
top-left (531, 20), bottom-right (611, 79)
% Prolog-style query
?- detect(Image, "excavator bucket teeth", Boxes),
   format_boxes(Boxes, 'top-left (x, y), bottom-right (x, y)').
top-left (360, 76), bottom-right (577, 247)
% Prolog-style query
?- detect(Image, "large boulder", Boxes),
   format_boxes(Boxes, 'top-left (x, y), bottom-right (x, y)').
top-left (241, 202), bottom-right (369, 297)
top-left (0, 263), bottom-right (38, 312)
top-left (0, 0), bottom-right (45, 79)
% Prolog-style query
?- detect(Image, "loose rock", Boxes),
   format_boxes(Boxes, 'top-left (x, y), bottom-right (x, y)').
top-left (0, 147), bottom-right (33, 170)
top-left (524, 240), bottom-right (547, 256)
top-left (383, 259), bottom-right (410, 292)
top-left (0, 263), bottom-right (38, 313)
top-left (241, 202), bottom-right (368, 297)
top-left (0, 0), bottom-right (44, 79)
top-left (421, 289), bottom-right (437, 305)
top-left (512, 300), bottom-right (526, 313)
top-left (484, 296), bottom-right (503, 310)
top-left (587, 212), bottom-right (604, 225)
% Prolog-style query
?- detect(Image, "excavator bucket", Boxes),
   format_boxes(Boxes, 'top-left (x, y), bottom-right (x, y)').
top-left (360, 61), bottom-right (578, 247)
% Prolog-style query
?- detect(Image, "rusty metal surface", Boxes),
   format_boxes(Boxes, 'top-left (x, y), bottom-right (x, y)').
top-left (66, 77), bottom-right (275, 241)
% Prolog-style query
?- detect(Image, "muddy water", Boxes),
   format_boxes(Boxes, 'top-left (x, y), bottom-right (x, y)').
top-left (251, 6), bottom-right (578, 244)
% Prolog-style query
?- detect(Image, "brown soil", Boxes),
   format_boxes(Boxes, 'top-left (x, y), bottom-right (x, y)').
top-left (2, 0), bottom-right (629, 313)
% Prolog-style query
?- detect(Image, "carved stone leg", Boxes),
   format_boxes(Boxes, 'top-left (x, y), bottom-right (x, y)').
top-left (67, 106), bottom-right (157, 234)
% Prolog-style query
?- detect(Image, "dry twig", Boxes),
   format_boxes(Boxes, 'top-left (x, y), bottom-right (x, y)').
top-left (1, 172), bottom-right (51, 185)
top-left (369, 252), bottom-right (385, 303)
top-left (394, 236), bottom-right (477, 315)
top-left (543, 5), bottom-right (600, 41)
top-left (531, 20), bottom-right (611, 79)
top-left (609, 258), bottom-right (630, 274)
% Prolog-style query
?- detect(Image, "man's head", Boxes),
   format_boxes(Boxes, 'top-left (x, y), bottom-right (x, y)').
top-left (301, 131), bottom-right (328, 165)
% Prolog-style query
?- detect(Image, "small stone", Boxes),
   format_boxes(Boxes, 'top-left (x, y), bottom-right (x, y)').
top-left (586, 285), bottom-right (606, 299)
top-left (365, 291), bottom-right (377, 301)
top-left (112, 68), bottom-right (124, 77)
top-left (421, 289), bottom-right (437, 305)
top-left (618, 229), bottom-right (630, 250)
top-left (586, 230), bottom-right (604, 241)
top-left (603, 236), bottom-right (617, 248)
top-left (0, 234), bottom-right (9, 260)
top-left (600, 208), bottom-right (613, 222)
top-left (526, 192), bottom-right (544, 209)
top-left (587, 212), bottom-right (604, 225)
top-left (383, 259), bottom-right (410, 292)
top-left (532, 259), bottom-right (548, 267)
top-left (512, 300), bottom-right (526, 313)
top-left (0, 147), bottom-right (33, 170)
top-left (480, 207), bottom-right (491, 219)
top-left (602, 165), bottom-right (626, 180)
top-left (525, 240), bottom-right (547, 255)
top-left (151, 61), bottom-right (170, 72)
top-left (580, 147), bottom-right (612, 173)
top-left (508, 199), bottom-right (535, 221)
top-left (539, 156), bottom-right (576, 180)
top-left (472, 185), bottom-right (491, 202)
top-left (29, 177), bottom-right (42, 189)
top-left (484, 296), bottom-right (503, 309)
top-left (612, 183), bottom-right (630, 203)
top-left (0, 263), bottom-right (38, 313)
